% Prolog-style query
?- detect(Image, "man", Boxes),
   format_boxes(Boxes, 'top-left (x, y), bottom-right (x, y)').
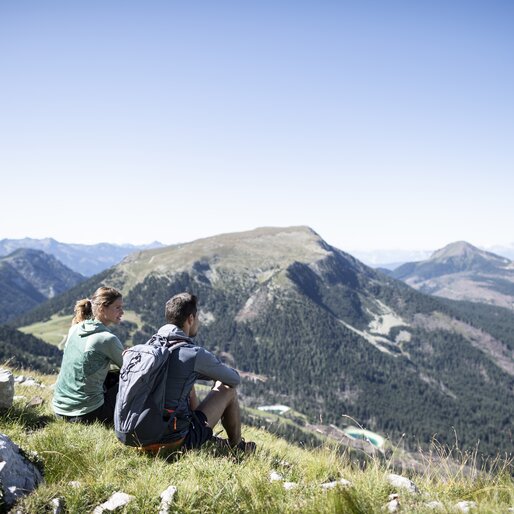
top-left (133, 292), bottom-right (255, 454)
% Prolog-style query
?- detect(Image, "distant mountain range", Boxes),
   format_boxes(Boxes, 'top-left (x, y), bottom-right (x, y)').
top-left (0, 237), bottom-right (163, 276)
top-left (389, 241), bottom-right (514, 309)
top-left (352, 243), bottom-right (514, 270)
top-left (13, 226), bottom-right (514, 457)
top-left (0, 248), bottom-right (85, 324)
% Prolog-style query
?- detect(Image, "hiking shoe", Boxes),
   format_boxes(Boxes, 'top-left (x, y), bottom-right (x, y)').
top-left (231, 439), bottom-right (256, 454)
top-left (209, 436), bottom-right (230, 449)
top-left (209, 436), bottom-right (256, 454)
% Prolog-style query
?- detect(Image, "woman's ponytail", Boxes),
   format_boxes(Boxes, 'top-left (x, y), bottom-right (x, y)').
top-left (72, 298), bottom-right (93, 324)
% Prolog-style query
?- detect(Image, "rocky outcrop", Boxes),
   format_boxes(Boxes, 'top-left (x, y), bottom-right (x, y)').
top-left (0, 370), bottom-right (14, 409)
top-left (0, 434), bottom-right (43, 509)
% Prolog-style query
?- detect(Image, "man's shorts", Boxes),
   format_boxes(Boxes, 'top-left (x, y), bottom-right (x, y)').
top-left (183, 410), bottom-right (213, 449)
top-left (132, 410), bottom-right (214, 455)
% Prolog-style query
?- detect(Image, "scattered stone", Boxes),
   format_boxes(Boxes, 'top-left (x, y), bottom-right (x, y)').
top-left (425, 500), bottom-right (444, 510)
top-left (388, 493), bottom-right (399, 500)
top-left (18, 378), bottom-right (45, 388)
top-left (454, 500), bottom-right (477, 512)
top-left (51, 497), bottom-right (64, 514)
top-left (385, 498), bottom-right (400, 512)
top-left (0, 369), bottom-right (14, 409)
top-left (158, 485), bottom-right (177, 514)
top-left (283, 482), bottom-right (298, 490)
top-left (269, 471), bottom-right (283, 482)
top-left (13, 375), bottom-right (26, 383)
top-left (92, 492), bottom-right (134, 513)
top-left (321, 478), bottom-right (352, 490)
top-left (26, 396), bottom-right (45, 408)
top-left (68, 480), bottom-right (82, 488)
top-left (0, 433), bottom-right (43, 509)
top-left (386, 473), bottom-right (419, 494)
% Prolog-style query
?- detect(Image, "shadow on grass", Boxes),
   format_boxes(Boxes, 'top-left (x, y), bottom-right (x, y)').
top-left (137, 437), bottom-right (256, 465)
top-left (0, 405), bottom-right (54, 431)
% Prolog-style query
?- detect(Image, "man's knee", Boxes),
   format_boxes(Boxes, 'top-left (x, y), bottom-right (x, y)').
top-left (212, 382), bottom-right (237, 401)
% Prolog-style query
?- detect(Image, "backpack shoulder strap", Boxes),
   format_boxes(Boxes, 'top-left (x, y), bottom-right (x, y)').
top-left (147, 334), bottom-right (190, 350)
top-left (167, 341), bottom-right (189, 352)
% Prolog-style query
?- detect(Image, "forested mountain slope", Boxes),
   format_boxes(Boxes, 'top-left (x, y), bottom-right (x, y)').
top-left (0, 249), bottom-right (84, 323)
top-left (0, 325), bottom-right (62, 373)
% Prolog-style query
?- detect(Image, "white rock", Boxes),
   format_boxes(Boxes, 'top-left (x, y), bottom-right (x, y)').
top-left (425, 500), bottom-right (444, 510)
top-left (14, 375), bottom-right (26, 383)
top-left (18, 378), bottom-right (45, 388)
top-left (68, 480), bottom-right (81, 488)
top-left (269, 471), bottom-right (283, 482)
top-left (0, 369), bottom-right (14, 409)
top-left (51, 497), bottom-right (64, 514)
top-left (386, 473), bottom-right (419, 494)
top-left (92, 492), bottom-right (134, 513)
top-left (27, 396), bottom-right (45, 407)
top-left (158, 485), bottom-right (177, 514)
top-left (283, 482), bottom-right (298, 490)
top-left (385, 498), bottom-right (400, 512)
top-left (321, 478), bottom-right (352, 490)
top-left (0, 433), bottom-right (43, 508)
top-left (455, 500), bottom-right (477, 513)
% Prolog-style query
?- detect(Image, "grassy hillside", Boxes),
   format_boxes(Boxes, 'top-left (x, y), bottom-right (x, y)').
top-left (18, 310), bottom-right (143, 347)
top-left (1, 369), bottom-right (513, 513)
top-left (18, 314), bottom-right (73, 347)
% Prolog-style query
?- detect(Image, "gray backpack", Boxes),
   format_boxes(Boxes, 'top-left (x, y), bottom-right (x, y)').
top-left (114, 334), bottom-right (188, 447)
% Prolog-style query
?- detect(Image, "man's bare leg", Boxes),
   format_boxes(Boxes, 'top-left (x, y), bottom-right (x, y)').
top-left (189, 385), bottom-right (200, 410)
top-left (197, 381), bottom-right (241, 446)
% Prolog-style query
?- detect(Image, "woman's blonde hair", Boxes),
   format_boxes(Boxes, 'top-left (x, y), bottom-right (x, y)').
top-left (72, 286), bottom-right (122, 324)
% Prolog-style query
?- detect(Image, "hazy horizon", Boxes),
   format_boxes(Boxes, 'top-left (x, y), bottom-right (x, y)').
top-left (2, 229), bottom-right (514, 264)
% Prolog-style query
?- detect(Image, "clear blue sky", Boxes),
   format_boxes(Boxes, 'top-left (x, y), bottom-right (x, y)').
top-left (1, 0), bottom-right (513, 251)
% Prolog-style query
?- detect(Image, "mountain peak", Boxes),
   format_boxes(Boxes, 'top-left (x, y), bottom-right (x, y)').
top-left (118, 225), bottom-right (333, 289)
top-left (430, 241), bottom-right (510, 266)
top-left (7, 247), bottom-right (49, 259)
top-left (390, 240), bottom-right (514, 308)
top-left (431, 241), bottom-right (481, 260)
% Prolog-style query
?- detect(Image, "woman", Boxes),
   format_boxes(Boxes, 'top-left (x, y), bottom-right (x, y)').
top-left (52, 286), bottom-right (124, 424)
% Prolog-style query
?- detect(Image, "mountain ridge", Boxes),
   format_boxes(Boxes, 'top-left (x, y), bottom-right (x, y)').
top-left (0, 249), bottom-right (84, 324)
top-left (0, 237), bottom-right (164, 276)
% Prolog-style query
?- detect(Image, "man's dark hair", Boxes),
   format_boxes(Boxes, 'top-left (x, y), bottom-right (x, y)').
top-left (165, 292), bottom-right (198, 327)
